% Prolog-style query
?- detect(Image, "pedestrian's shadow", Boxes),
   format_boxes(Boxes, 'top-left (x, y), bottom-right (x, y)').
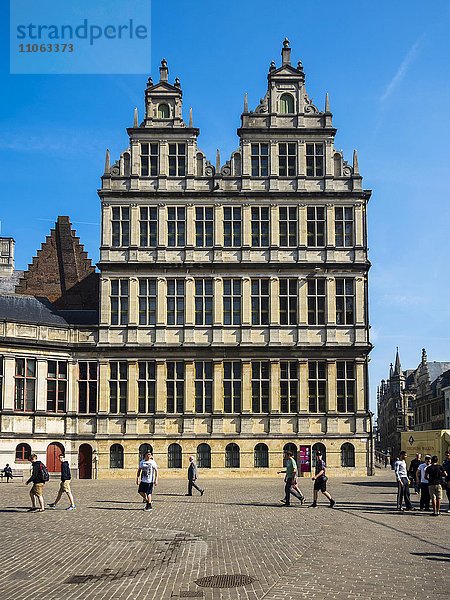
top-left (411, 552), bottom-right (450, 562)
top-left (89, 506), bottom-right (141, 511)
top-left (0, 508), bottom-right (31, 513)
top-left (95, 500), bottom-right (137, 504)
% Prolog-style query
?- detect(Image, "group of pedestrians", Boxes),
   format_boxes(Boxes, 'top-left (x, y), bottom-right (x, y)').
top-left (25, 453), bottom-right (76, 512)
top-left (394, 450), bottom-right (450, 516)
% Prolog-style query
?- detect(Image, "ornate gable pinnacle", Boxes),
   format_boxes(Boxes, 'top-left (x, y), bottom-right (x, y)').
top-left (104, 149), bottom-right (110, 174)
top-left (281, 38), bottom-right (291, 65)
top-left (133, 107), bottom-right (139, 127)
top-left (353, 149), bottom-right (359, 175)
top-left (244, 92), bottom-right (248, 112)
top-left (189, 107), bottom-right (193, 127)
top-left (159, 58), bottom-right (168, 82)
top-left (325, 93), bottom-right (330, 113)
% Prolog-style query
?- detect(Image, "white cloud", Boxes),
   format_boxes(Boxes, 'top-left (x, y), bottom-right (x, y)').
top-left (381, 35), bottom-right (425, 103)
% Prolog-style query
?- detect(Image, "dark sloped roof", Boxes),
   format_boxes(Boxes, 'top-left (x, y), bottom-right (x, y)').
top-left (0, 294), bottom-right (98, 327)
top-left (428, 362), bottom-right (450, 384)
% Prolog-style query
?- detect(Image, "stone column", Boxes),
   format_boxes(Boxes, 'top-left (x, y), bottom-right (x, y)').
top-left (2, 355), bottom-right (15, 411)
top-left (99, 277), bottom-right (110, 327)
top-left (355, 203), bottom-right (363, 247)
top-left (242, 277), bottom-right (251, 325)
top-left (355, 277), bottom-right (365, 325)
top-left (213, 277), bottom-right (223, 325)
top-left (157, 278), bottom-right (167, 325)
top-left (98, 361), bottom-right (109, 413)
top-left (356, 360), bottom-right (366, 412)
top-left (67, 359), bottom-right (78, 413)
top-left (158, 204), bottom-right (167, 246)
top-left (130, 204), bottom-right (139, 247)
top-left (127, 361), bottom-right (138, 414)
top-left (242, 205), bottom-right (251, 247)
top-left (184, 361), bottom-right (195, 414)
top-left (270, 276), bottom-right (279, 325)
top-left (102, 204), bottom-right (112, 248)
top-left (36, 358), bottom-right (47, 412)
top-left (185, 277), bottom-right (195, 325)
top-left (186, 204), bottom-right (195, 247)
top-left (299, 360), bottom-right (309, 412)
top-left (327, 277), bottom-right (336, 325)
top-left (270, 360), bottom-right (280, 413)
top-left (128, 277), bottom-right (138, 326)
top-left (215, 204), bottom-right (224, 247)
top-left (298, 204), bottom-right (307, 247)
top-left (326, 204), bottom-right (334, 247)
top-left (156, 361), bottom-right (167, 413)
top-left (242, 361), bottom-right (252, 413)
top-left (213, 361), bottom-right (223, 414)
top-left (327, 360), bottom-right (337, 412)
top-left (298, 277), bottom-right (308, 325)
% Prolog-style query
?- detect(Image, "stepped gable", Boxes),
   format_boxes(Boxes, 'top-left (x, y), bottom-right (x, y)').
top-left (15, 216), bottom-right (99, 310)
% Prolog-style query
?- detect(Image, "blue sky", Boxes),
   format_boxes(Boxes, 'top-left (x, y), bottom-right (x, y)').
top-left (1, 1), bottom-right (450, 412)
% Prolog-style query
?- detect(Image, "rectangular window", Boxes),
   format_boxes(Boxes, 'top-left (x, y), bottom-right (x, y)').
top-left (167, 279), bottom-right (185, 325)
top-left (251, 361), bottom-right (270, 413)
top-left (251, 279), bottom-right (270, 325)
top-left (167, 206), bottom-right (186, 247)
top-left (138, 361), bottom-right (156, 413)
top-left (195, 279), bottom-right (213, 325)
top-left (307, 278), bottom-right (326, 325)
top-left (223, 278), bottom-right (242, 325)
top-left (140, 143), bottom-right (159, 177)
top-left (109, 361), bottom-right (127, 413)
top-left (279, 206), bottom-right (297, 247)
top-left (167, 361), bottom-right (184, 413)
top-left (111, 206), bottom-right (130, 247)
top-left (278, 142), bottom-right (297, 176)
top-left (78, 362), bottom-right (97, 414)
top-left (251, 207), bottom-right (270, 247)
top-left (168, 143), bottom-right (186, 176)
top-left (46, 360), bottom-right (67, 413)
top-left (307, 206), bottom-right (325, 247)
top-left (279, 278), bottom-right (297, 325)
top-left (195, 361), bottom-right (213, 413)
top-left (308, 361), bottom-right (326, 412)
top-left (138, 278), bottom-right (157, 325)
top-left (195, 206), bottom-right (214, 247)
top-left (139, 206), bottom-right (158, 247)
top-left (223, 361), bottom-right (242, 413)
top-left (14, 358), bottom-right (36, 412)
top-left (337, 361), bottom-right (355, 412)
top-left (280, 361), bottom-right (298, 413)
top-left (223, 206), bottom-right (242, 247)
top-left (306, 143), bottom-right (324, 177)
top-left (335, 207), bottom-right (354, 247)
top-left (336, 278), bottom-right (355, 325)
top-left (251, 143), bottom-right (269, 176)
top-left (110, 279), bottom-right (129, 325)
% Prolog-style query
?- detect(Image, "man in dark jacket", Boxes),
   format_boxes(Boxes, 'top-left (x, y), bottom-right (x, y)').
top-left (26, 454), bottom-right (46, 512)
top-left (186, 455), bottom-right (204, 497)
top-left (3, 464), bottom-right (13, 482)
top-left (48, 454), bottom-right (76, 511)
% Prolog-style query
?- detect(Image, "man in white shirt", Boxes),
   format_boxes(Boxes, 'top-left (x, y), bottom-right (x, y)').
top-left (136, 451), bottom-right (158, 512)
top-left (416, 455), bottom-right (431, 511)
top-left (394, 450), bottom-right (414, 511)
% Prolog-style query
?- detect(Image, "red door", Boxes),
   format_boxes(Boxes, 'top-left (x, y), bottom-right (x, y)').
top-left (46, 442), bottom-right (65, 472)
top-left (78, 444), bottom-right (92, 479)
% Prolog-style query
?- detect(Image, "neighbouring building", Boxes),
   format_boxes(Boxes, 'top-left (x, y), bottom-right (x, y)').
top-left (0, 40), bottom-right (373, 478)
top-left (414, 349), bottom-right (450, 431)
top-left (0, 237), bottom-right (23, 293)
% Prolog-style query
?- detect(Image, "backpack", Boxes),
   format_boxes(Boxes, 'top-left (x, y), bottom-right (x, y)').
top-left (38, 462), bottom-right (50, 483)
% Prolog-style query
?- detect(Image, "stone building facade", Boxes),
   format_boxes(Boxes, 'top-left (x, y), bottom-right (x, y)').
top-left (0, 41), bottom-right (373, 477)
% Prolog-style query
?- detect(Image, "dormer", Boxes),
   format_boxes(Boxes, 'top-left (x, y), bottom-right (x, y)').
top-left (143, 59), bottom-right (186, 128)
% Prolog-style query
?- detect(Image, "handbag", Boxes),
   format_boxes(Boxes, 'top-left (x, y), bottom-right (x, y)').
top-left (322, 475), bottom-right (328, 483)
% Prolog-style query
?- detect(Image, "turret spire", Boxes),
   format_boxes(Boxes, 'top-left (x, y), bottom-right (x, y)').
top-left (394, 347), bottom-right (402, 376)
top-left (325, 93), bottom-right (330, 113)
top-left (353, 149), bottom-right (359, 175)
top-left (159, 58), bottom-right (168, 82)
top-left (189, 108), bottom-right (193, 128)
top-left (281, 38), bottom-right (291, 65)
top-left (133, 107), bottom-right (139, 127)
top-left (216, 149), bottom-right (221, 172)
top-left (244, 92), bottom-right (248, 112)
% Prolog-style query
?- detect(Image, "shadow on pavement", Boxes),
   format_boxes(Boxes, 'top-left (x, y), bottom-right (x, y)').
top-left (343, 481), bottom-right (396, 488)
top-left (411, 552), bottom-right (450, 562)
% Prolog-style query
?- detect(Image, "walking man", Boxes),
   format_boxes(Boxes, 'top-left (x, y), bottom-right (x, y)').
top-left (26, 454), bottom-right (47, 512)
top-left (426, 455), bottom-right (445, 516)
top-left (416, 455), bottom-right (431, 511)
top-left (48, 454), bottom-right (76, 511)
top-left (442, 450), bottom-right (450, 512)
top-left (2, 464), bottom-right (13, 482)
top-left (186, 455), bottom-right (204, 496)
top-left (136, 451), bottom-right (158, 511)
top-left (394, 450), bottom-right (414, 511)
top-left (278, 451), bottom-right (304, 506)
top-left (309, 450), bottom-right (335, 508)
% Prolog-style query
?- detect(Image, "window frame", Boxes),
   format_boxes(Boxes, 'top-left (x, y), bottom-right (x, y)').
top-left (166, 361), bottom-right (184, 413)
top-left (280, 361), bottom-right (298, 413)
top-left (279, 278), bottom-right (298, 325)
top-left (166, 278), bottom-right (185, 326)
top-left (251, 143), bottom-right (269, 177)
top-left (251, 206), bottom-right (270, 247)
top-left (139, 206), bottom-right (158, 247)
top-left (14, 357), bottom-right (36, 412)
top-left (223, 278), bottom-right (242, 325)
top-left (138, 278), bottom-right (157, 326)
top-left (109, 361), bottom-right (128, 414)
top-left (167, 206), bottom-right (186, 247)
top-left (279, 206), bottom-right (298, 247)
top-left (223, 206), bottom-right (242, 247)
top-left (251, 278), bottom-right (270, 326)
top-left (140, 143), bottom-right (159, 177)
top-left (278, 142), bottom-right (297, 176)
top-left (306, 142), bottom-right (324, 177)
top-left (251, 361), bottom-right (270, 413)
top-left (46, 360), bottom-right (67, 413)
top-left (335, 206), bottom-right (354, 248)
top-left (138, 361), bottom-right (156, 414)
top-left (308, 360), bottom-right (326, 413)
top-left (335, 278), bottom-right (355, 325)
top-left (223, 361), bottom-right (242, 413)
top-left (336, 361), bottom-right (355, 413)
top-left (194, 361), bottom-right (213, 413)
top-left (195, 206), bottom-right (214, 248)
top-left (78, 361), bottom-right (98, 414)
top-left (111, 206), bottom-right (130, 247)
top-left (195, 278), bottom-right (213, 326)
top-left (168, 143), bottom-right (186, 177)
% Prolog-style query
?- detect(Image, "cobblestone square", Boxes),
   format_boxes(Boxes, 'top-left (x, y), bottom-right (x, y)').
top-left (0, 472), bottom-right (449, 600)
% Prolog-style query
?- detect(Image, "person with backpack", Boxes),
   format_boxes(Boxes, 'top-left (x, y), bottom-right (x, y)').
top-left (47, 454), bottom-right (76, 511)
top-left (26, 454), bottom-right (49, 512)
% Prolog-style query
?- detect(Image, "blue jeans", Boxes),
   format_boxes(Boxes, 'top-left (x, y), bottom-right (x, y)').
top-left (397, 477), bottom-right (412, 510)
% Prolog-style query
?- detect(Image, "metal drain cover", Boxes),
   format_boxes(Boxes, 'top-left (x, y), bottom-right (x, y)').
top-left (194, 574), bottom-right (256, 588)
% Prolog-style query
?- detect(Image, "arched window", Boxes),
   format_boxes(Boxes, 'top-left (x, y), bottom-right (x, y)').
top-left (157, 103), bottom-right (170, 119)
top-left (196, 152), bottom-right (204, 177)
top-left (168, 443), bottom-right (182, 469)
top-left (225, 443), bottom-right (240, 468)
top-left (139, 443), bottom-right (153, 461)
top-left (312, 443), bottom-right (326, 468)
top-left (123, 152), bottom-right (131, 177)
top-left (280, 93), bottom-right (294, 114)
top-left (233, 152), bottom-right (242, 176)
top-left (341, 443), bottom-right (355, 467)
top-left (15, 443), bottom-right (31, 462)
top-left (254, 443), bottom-right (269, 468)
top-left (110, 444), bottom-right (124, 469)
top-left (197, 443), bottom-right (211, 468)
top-left (283, 443), bottom-right (297, 467)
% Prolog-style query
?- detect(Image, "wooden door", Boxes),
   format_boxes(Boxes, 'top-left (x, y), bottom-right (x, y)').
top-left (46, 442), bottom-right (64, 472)
top-left (78, 444), bottom-right (92, 479)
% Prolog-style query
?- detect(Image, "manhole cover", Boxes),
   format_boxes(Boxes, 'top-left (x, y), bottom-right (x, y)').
top-left (194, 574), bottom-right (256, 588)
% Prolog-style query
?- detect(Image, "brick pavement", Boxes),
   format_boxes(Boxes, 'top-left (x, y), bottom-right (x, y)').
top-left (0, 472), bottom-right (449, 600)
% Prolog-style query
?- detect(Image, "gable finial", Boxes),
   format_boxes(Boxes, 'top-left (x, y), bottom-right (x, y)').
top-left (281, 38), bottom-right (291, 65)
top-left (159, 58), bottom-right (168, 82)
top-left (104, 149), bottom-right (110, 174)
top-left (244, 92), bottom-right (248, 112)
top-left (353, 149), bottom-right (359, 175)
top-left (133, 107), bottom-right (139, 127)
top-left (216, 149), bottom-right (221, 172)
top-left (325, 93), bottom-right (330, 113)
top-left (189, 107), bottom-right (193, 128)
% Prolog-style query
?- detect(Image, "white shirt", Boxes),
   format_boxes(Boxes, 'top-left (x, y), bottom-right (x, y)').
top-left (139, 459), bottom-right (158, 483)
top-left (417, 462), bottom-right (430, 484)
top-left (394, 459), bottom-right (408, 481)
